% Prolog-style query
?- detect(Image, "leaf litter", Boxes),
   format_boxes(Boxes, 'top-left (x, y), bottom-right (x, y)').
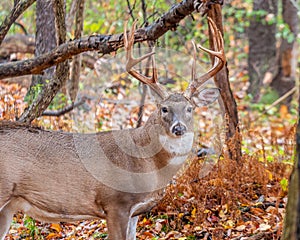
top-left (0, 77), bottom-right (296, 239)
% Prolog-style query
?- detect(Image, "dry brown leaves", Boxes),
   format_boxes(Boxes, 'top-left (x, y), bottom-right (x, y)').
top-left (0, 80), bottom-right (296, 240)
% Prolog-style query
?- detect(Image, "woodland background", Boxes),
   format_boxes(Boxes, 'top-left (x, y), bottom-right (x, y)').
top-left (0, 0), bottom-right (299, 239)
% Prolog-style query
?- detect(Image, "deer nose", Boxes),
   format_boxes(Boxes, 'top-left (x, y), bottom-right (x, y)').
top-left (172, 123), bottom-right (187, 136)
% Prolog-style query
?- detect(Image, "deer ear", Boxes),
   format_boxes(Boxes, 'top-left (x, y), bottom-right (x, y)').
top-left (191, 88), bottom-right (220, 107)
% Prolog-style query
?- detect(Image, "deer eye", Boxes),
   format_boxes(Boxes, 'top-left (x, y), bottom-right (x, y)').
top-left (187, 106), bottom-right (193, 113)
top-left (161, 107), bottom-right (168, 113)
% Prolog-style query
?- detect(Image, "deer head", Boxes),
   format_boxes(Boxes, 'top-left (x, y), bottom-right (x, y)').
top-left (124, 17), bottom-right (226, 139)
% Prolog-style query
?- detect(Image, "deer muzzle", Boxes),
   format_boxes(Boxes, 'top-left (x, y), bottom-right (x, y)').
top-left (171, 122), bottom-right (187, 136)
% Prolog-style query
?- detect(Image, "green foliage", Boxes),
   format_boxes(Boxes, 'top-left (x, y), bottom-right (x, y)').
top-left (277, 23), bottom-right (296, 43)
top-left (48, 92), bottom-right (69, 110)
top-left (250, 9), bottom-right (269, 23)
top-left (187, 236), bottom-right (196, 240)
top-left (24, 83), bottom-right (44, 105)
top-left (266, 155), bottom-right (274, 162)
top-left (259, 88), bottom-right (280, 105)
top-left (276, 1), bottom-right (299, 44)
top-left (280, 178), bottom-right (289, 192)
top-left (92, 232), bottom-right (108, 239)
top-left (178, 192), bottom-right (184, 197)
top-left (20, 3), bottom-right (36, 34)
top-left (81, 0), bottom-right (170, 36)
top-left (23, 216), bottom-right (41, 239)
top-left (0, 2), bottom-right (13, 22)
top-left (0, 8), bottom-right (9, 21)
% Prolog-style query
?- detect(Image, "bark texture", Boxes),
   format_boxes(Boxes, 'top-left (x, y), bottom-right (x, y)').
top-left (69, 0), bottom-right (85, 103)
top-left (208, 4), bottom-right (241, 161)
top-left (247, 0), bottom-right (278, 102)
top-left (282, 84), bottom-right (300, 239)
top-left (271, 0), bottom-right (299, 105)
top-left (26, 0), bottom-right (56, 106)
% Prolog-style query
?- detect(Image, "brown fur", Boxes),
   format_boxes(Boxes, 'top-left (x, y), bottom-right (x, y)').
top-left (0, 94), bottom-right (196, 240)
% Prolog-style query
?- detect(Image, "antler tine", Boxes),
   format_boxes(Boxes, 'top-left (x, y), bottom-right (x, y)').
top-left (186, 17), bottom-right (226, 98)
top-left (191, 40), bottom-right (197, 83)
top-left (124, 21), bottom-right (167, 99)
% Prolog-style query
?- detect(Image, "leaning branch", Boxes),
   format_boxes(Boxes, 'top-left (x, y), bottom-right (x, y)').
top-left (0, 0), bottom-right (195, 80)
top-left (0, 0), bottom-right (36, 44)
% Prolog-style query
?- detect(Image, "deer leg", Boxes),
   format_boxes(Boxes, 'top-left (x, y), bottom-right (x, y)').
top-left (0, 200), bottom-right (14, 240)
top-left (126, 216), bottom-right (138, 240)
top-left (106, 209), bottom-right (134, 240)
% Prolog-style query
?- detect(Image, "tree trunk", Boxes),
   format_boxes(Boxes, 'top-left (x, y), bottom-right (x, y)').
top-left (208, 4), bottom-right (242, 161)
top-left (25, 0), bottom-right (56, 105)
top-left (19, 0), bottom-right (68, 123)
top-left (271, 0), bottom-right (299, 105)
top-left (282, 77), bottom-right (300, 239)
top-left (69, 0), bottom-right (85, 103)
top-left (247, 0), bottom-right (278, 102)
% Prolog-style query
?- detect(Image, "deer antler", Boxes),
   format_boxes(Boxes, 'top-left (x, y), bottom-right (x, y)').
top-left (124, 21), bottom-right (168, 99)
top-left (185, 17), bottom-right (226, 98)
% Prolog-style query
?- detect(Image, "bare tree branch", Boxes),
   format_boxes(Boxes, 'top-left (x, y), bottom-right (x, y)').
top-left (0, 0), bottom-right (36, 45)
top-left (0, 0), bottom-right (195, 80)
top-left (126, 0), bottom-right (136, 21)
top-left (0, 34), bottom-right (96, 69)
top-left (42, 97), bottom-right (86, 116)
top-left (13, 21), bottom-right (28, 35)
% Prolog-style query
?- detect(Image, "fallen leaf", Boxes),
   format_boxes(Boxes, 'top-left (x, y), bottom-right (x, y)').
top-left (280, 105), bottom-right (289, 119)
top-left (258, 223), bottom-right (271, 231)
top-left (235, 225), bottom-right (246, 231)
top-left (46, 232), bottom-right (61, 239)
top-left (250, 207), bottom-right (265, 215)
top-left (219, 209), bottom-right (226, 219)
top-left (50, 223), bottom-right (62, 232)
top-left (266, 206), bottom-right (277, 214)
top-left (191, 207), bottom-right (197, 218)
top-left (142, 231), bottom-right (154, 237)
top-left (155, 222), bottom-right (162, 232)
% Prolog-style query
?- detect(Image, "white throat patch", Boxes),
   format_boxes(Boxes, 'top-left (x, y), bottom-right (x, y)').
top-left (159, 132), bottom-right (194, 156)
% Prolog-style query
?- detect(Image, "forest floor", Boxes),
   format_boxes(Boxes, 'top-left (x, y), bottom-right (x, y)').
top-left (0, 72), bottom-right (297, 239)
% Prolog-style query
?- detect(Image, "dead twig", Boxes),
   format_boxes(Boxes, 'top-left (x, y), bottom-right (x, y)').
top-left (253, 86), bottom-right (297, 122)
top-left (42, 97), bottom-right (86, 117)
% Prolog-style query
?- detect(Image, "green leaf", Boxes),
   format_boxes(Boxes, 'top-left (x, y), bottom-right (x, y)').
top-left (280, 178), bottom-right (289, 192)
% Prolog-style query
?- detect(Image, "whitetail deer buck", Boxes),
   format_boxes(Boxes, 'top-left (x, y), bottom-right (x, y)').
top-left (0, 18), bottom-right (225, 240)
